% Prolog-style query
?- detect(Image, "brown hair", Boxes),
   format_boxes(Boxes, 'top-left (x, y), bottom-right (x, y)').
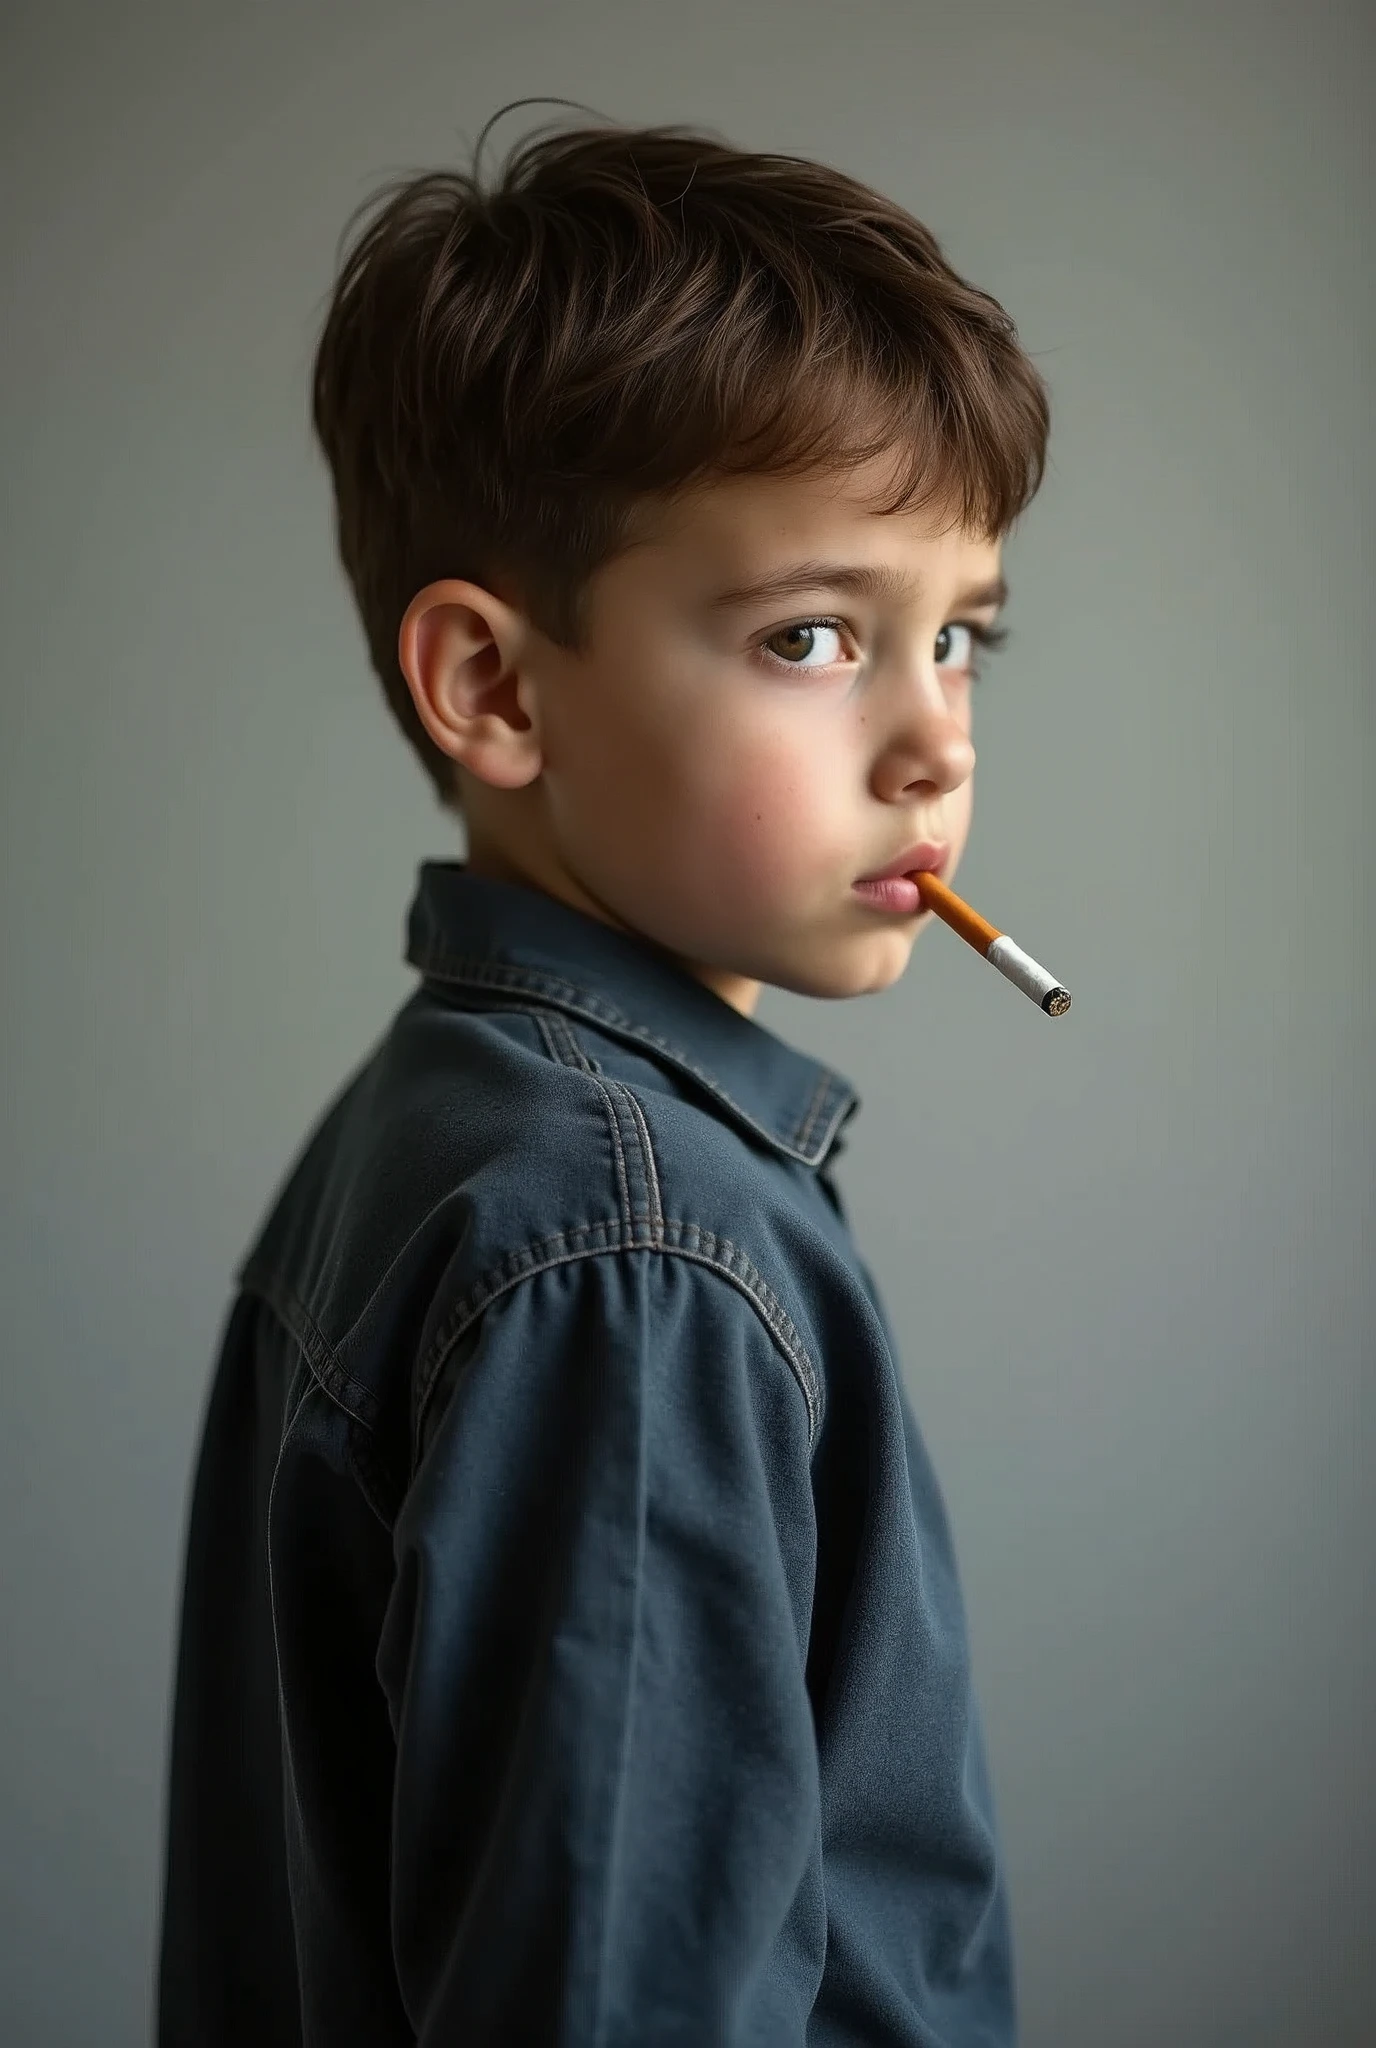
top-left (311, 98), bottom-right (1052, 812)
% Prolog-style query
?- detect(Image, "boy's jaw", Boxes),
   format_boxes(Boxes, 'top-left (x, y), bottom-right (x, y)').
top-left (461, 821), bottom-right (955, 1022)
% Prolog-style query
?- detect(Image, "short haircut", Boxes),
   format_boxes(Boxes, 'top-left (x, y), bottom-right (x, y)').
top-left (311, 100), bottom-right (1052, 813)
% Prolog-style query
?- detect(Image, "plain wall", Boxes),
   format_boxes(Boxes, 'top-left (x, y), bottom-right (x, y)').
top-left (2, 2), bottom-right (1371, 2041)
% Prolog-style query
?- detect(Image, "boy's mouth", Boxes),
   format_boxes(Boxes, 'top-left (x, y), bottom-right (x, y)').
top-left (853, 840), bottom-right (950, 915)
top-left (855, 840), bottom-right (950, 885)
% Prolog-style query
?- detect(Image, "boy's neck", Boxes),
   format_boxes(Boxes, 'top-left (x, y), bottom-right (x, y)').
top-left (461, 838), bottom-right (763, 1020)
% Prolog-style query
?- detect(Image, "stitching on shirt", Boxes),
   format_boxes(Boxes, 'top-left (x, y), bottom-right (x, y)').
top-left (238, 1044), bottom-right (818, 1480)
top-left (239, 1225), bottom-right (821, 1499)
top-left (412, 1225), bottom-right (821, 1466)
top-left (239, 1255), bottom-right (382, 1430)
top-left (617, 1083), bottom-right (664, 1240)
top-left (586, 1066), bottom-right (664, 1241)
top-left (794, 1068), bottom-right (834, 1156)
top-left (533, 1007), bottom-right (588, 1074)
top-left (538, 1011), bottom-right (634, 1229)
top-left (535, 1011), bottom-right (664, 1239)
top-left (411, 948), bottom-right (849, 1164)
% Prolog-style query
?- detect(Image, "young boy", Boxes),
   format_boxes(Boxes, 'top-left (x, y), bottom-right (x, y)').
top-left (158, 103), bottom-right (1049, 2047)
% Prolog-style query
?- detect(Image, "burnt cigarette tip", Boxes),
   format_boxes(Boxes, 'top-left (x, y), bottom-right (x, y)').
top-left (1042, 988), bottom-right (1072, 1017)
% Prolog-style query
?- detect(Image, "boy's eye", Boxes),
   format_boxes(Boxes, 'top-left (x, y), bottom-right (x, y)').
top-left (757, 616), bottom-right (1008, 678)
top-left (758, 619), bottom-right (849, 671)
top-left (935, 622), bottom-right (975, 669)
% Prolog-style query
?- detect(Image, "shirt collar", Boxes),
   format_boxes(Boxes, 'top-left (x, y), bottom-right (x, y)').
top-left (403, 861), bottom-right (860, 1170)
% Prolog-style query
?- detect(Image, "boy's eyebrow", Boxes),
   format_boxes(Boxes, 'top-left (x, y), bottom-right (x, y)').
top-left (705, 560), bottom-right (1010, 614)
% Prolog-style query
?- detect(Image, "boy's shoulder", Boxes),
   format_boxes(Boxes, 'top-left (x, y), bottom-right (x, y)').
top-left (235, 983), bottom-right (871, 1447)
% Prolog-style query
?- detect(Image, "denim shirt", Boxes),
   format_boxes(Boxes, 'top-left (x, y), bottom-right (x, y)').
top-left (157, 861), bottom-right (1016, 2047)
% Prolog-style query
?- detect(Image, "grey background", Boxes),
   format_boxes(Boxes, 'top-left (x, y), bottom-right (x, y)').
top-left (3, 1), bottom-right (1371, 2041)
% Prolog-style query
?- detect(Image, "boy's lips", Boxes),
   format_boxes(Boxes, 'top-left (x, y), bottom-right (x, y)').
top-left (855, 840), bottom-right (950, 884)
top-left (852, 839), bottom-right (950, 917)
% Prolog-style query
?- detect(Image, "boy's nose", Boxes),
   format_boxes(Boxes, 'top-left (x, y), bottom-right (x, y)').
top-left (875, 696), bottom-right (976, 799)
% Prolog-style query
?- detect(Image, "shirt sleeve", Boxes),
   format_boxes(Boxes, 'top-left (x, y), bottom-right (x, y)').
top-left (375, 1243), bottom-right (825, 2046)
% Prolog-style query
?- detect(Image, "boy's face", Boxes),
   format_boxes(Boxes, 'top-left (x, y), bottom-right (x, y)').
top-left (409, 451), bottom-right (1006, 1018)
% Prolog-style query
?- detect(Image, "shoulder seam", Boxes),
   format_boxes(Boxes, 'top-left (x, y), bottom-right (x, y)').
top-left (413, 1227), bottom-right (821, 1467)
top-left (238, 1223), bottom-right (824, 1473)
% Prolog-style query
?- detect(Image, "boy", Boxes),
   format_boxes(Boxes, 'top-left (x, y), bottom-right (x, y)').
top-left (158, 102), bottom-right (1049, 2046)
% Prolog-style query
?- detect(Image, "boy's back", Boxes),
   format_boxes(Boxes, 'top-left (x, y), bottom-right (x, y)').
top-left (158, 863), bottom-right (1015, 2045)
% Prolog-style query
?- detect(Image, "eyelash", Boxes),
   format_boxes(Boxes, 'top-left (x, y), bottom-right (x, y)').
top-left (754, 614), bottom-right (1011, 681)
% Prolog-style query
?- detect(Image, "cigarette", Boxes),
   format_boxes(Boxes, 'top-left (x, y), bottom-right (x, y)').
top-left (913, 870), bottom-right (1072, 1017)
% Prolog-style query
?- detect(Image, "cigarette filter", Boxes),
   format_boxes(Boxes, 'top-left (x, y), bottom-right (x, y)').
top-left (913, 870), bottom-right (1072, 1017)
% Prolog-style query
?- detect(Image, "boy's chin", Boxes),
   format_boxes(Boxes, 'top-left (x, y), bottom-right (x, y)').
top-left (764, 929), bottom-right (918, 1001)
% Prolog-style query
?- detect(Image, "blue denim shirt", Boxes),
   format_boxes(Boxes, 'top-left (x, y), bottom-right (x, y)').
top-left (158, 861), bottom-right (1016, 2046)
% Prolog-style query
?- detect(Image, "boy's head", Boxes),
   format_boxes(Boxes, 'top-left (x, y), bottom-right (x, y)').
top-left (312, 106), bottom-right (1049, 1016)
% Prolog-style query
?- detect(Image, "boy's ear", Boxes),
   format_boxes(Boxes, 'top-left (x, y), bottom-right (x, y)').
top-left (397, 579), bottom-right (543, 791)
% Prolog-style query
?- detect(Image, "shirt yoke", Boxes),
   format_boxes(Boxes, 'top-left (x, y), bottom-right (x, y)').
top-left (235, 993), bottom-right (868, 1510)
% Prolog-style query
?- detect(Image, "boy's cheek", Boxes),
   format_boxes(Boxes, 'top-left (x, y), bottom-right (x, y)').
top-left (569, 714), bottom-right (852, 909)
top-left (690, 764), bottom-right (855, 909)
